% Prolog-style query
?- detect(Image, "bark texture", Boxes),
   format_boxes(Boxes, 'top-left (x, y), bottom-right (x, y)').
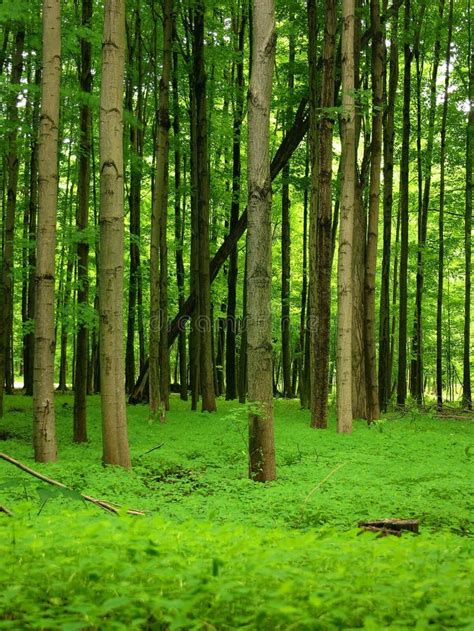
top-left (99, 0), bottom-right (131, 467)
top-left (247, 0), bottom-right (276, 481)
top-left (337, 0), bottom-right (356, 433)
top-left (33, 0), bottom-right (60, 462)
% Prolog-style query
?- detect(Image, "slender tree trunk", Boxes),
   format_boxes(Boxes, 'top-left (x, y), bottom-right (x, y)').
top-left (437, 0), bottom-right (453, 410)
top-left (73, 0), bottom-right (92, 441)
top-left (396, 0), bottom-right (412, 407)
top-left (310, 0), bottom-right (336, 427)
top-left (172, 43), bottom-right (187, 401)
top-left (337, 0), bottom-right (356, 433)
top-left (99, 0), bottom-right (130, 468)
top-left (247, 0), bottom-right (276, 481)
top-left (463, 1), bottom-right (473, 410)
top-left (363, 0), bottom-right (383, 422)
top-left (299, 144), bottom-right (309, 406)
top-left (159, 1), bottom-right (171, 410)
top-left (33, 1), bottom-right (60, 461)
top-left (0, 28), bottom-right (25, 417)
top-left (24, 66), bottom-right (41, 398)
top-left (378, 3), bottom-right (398, 412)
top-left (225, 11), bottom-right (246, 401)
top-left (194, 0), bottom-right (216, 412)
top-left (281, 19), bottom-right (295, 400)
top-left (150, 0), bottom-right (172, 418)
top-left (125, 4), bottom-right (144, 395)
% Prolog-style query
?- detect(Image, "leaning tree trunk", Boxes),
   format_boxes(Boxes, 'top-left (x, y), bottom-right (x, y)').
top-left (99, 0), bottom-right (131, 468)
top-left (337, 0), bottom-right (356, 434)
top-left (310, 0), bottom-right (336, 428)
top-left (437, 0), bottom-right (453, 411)
top-left (247, 0), bottom-right (276, 481)
top-left (363, 0), bottom-right (383, 422)
top-left (396, 0), bottom-right (411, 407)
top-left (73, 0), bottom-right (92, 443)
top-left (33, 0), bottom-right (59, 462)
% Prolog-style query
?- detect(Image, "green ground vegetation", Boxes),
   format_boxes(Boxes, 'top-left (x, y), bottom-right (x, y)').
top-left (0, 395), bottom-right (473, 629)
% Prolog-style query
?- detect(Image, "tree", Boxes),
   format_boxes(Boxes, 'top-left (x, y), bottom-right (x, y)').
top-left (396, 0), bottom-right (412, 407)
top-left (150, 0), bottom-right (173, 418)
top-left (463, 0), bottom-right (473, 410)
top-left (247, 0), bottom-right (276, 481)
top-left (0, 28), bottom-right (25, 418)
top-left (99, 0), bottom-right (131, 468)
top-left (33, 0), bottom-right (60, 462)
top-left (73, 0), bottom-right (93, 443)
top-left (436, 0), bottom-right (454, 410)
top-left (310, 0), bottom-right (336, 428)
top-left (337, 0), bottom-right (356, 434)
top-left (364, 0), bottom-right (383, 422)
top-left (193, 0), bottom-right (216, 413)
top-left (378, 2), bottom-right (399, 412)
top-left (225, 7), bottom-right (246, 401)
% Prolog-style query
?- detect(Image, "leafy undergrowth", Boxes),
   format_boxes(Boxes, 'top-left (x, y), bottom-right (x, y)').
top-left (0, 394), bottom-right (473, 629)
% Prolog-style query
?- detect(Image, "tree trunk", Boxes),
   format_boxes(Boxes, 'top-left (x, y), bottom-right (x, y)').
top-left (150, 0), bottom-right (172, 419)
top-left (73, 0), bottom-right (92, 442)
top-left (437, 0), bottom-right (454, 410)
top-left (33, 2), bottom-right (59, 462)
top-left (99, 0), bottom-right (130, 468)
top-left (364, 0), bottom-right (383, 422)
top-left (378, 2), bottom-right (398, 412)
top-left (24, 66), bottom-right (41, 398)
top-left (281, 18), bottom-right (295, 400)
top-left (247, 0), bottom-right (276, 481)
top-left (0, 29), bottom-right (25, 417)
top-left (172, 43), bottom-right (187, 401)
top-left (463, 2), bottom-right (473, 410)
top-left (125, 4), bottom-right (144, 395)
top-left (396, 0), bottom-right (412, 407)
top-left (337, 0), bottom-right (356, 433)
top-left (225, 11), bottom-right (246, 401)
top-left (194, 0), bottom-right (216, 412)
top-left (310, 0), bottom-right (336, 427)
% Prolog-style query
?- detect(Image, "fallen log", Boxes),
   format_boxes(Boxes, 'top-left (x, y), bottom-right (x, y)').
top-left (0, 452), bottom-right (145, 516)
top-left (358, 518), bottom-right (419, 537)
top-left (0, 504), bottom-right (13, 516)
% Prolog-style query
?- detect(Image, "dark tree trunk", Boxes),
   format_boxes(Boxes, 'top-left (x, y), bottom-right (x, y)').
top-left (396, 0), bottom-right (412, 407)
top-left (463, 2), bottom-right (473, 410)
top-left (73, 0), bottom-right (93, 442)
top-left (310, 0), bottom-right (336, 427)
top-left (378, 2), bottom-right (398, 412)
top-left (437, 0), bottom-right (454, 410)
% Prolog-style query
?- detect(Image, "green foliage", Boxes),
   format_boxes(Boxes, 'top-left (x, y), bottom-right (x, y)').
top-left (0, 395), bottom-right (473, 627)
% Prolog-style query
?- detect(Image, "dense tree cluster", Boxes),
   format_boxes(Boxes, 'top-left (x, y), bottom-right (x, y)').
top-left (0, 0), bottom-right (472, 479)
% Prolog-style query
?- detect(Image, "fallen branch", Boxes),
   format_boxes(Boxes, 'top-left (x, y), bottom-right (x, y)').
top-left (0, 452), bottom-right (145, 516)
top-left (0, 504), bottom-right (13, 516)
top-left (303, 463), bottom-right (346, 506)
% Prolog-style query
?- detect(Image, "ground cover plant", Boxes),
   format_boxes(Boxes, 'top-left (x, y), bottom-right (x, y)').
top-left (0, 395), bottom-right (473, 629)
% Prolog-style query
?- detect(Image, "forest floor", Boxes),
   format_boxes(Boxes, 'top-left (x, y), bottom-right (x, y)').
top-left (0, 395), bottom-right (473, 629)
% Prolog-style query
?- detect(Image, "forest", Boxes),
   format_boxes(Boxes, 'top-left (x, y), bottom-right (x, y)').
top-left (0, 0), bottom-right (473, 627)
